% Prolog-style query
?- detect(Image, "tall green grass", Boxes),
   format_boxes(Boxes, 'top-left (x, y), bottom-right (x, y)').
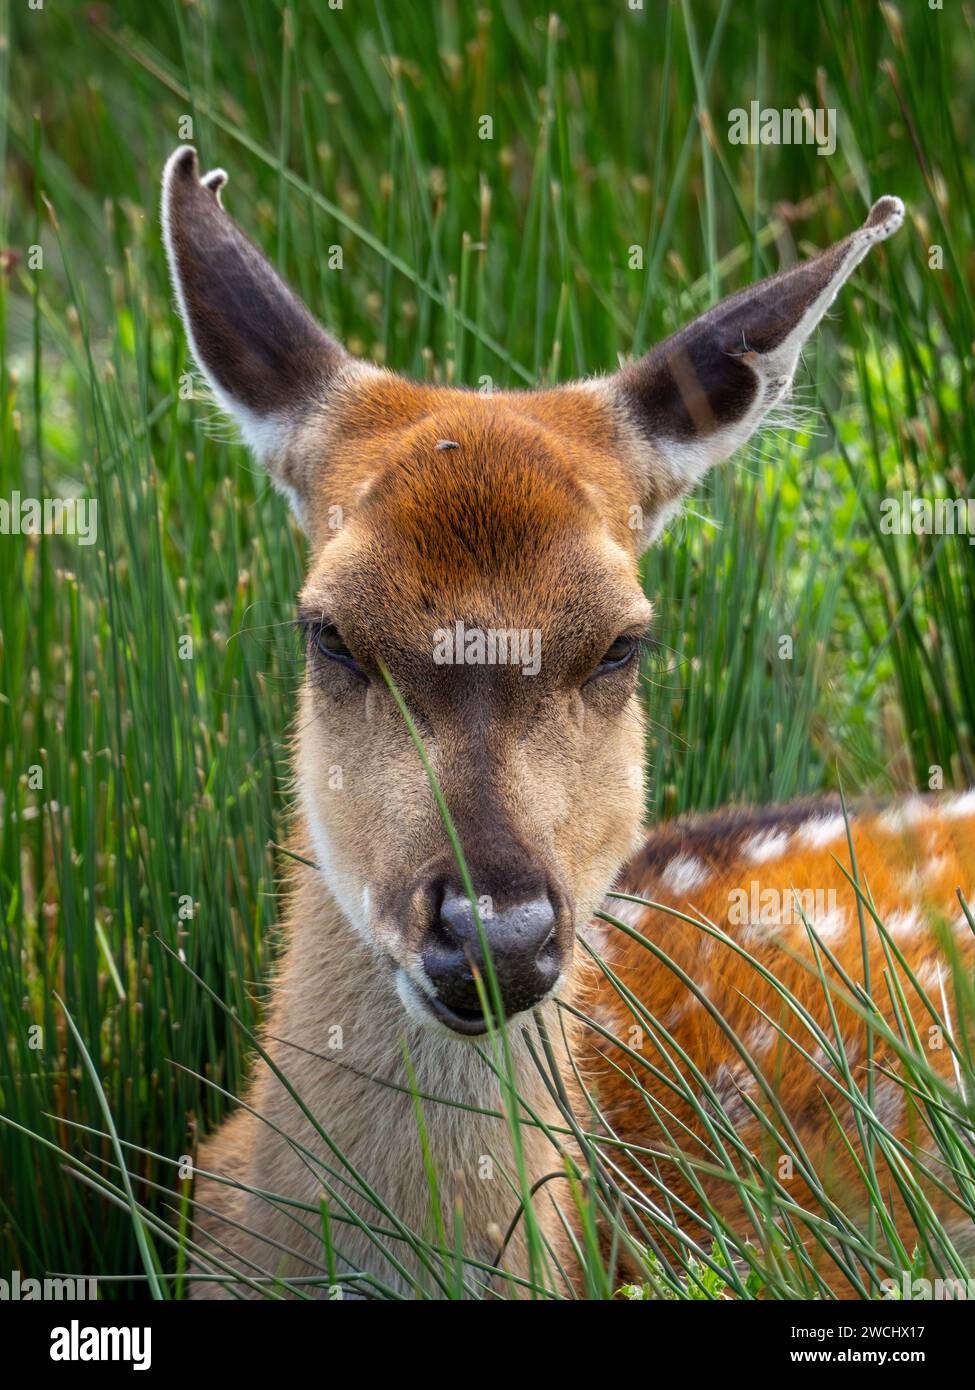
top-left (0, 0), bottom-right (972, 1295)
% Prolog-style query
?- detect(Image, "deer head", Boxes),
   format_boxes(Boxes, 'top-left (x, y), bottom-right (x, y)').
top-left (162, 145), bottom-right (902, 1037)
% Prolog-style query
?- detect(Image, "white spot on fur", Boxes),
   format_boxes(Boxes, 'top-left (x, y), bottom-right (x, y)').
top-left (709, 1062), bottom-right (758, 1128)
top-left (899, 865), bottom-right (924, 901)
top-left (743, 1022), bottom-right (775, 1059)
top-left (589, 894), bottom-right (647, 957)
top-left (697, 930), bottom-right (717, 963)
top-left (587, 999), bottom-right (623, 1038)
top-left (944, 790), bottom-right (975, 820)
top-left (605, 896), bottom-right (650, 930)
top-left (810, 907), bottom-right (847, 945)
top-left (915, 957), bottom-right (943, 992)
top-left (923, 855), bottom-right (948, 883)
top-left (741, 830), bottom-right (789, 864)
top-left (742, 916), bottom-right (785, 945)
top-left (885, 907), bottom-right (923, 941)
top-left (661, 997), bottom-right (690, 1028)
top-left (660, 854), bottom-right (710, 896)
top-left (796, 815), bottom-right (846, 849)
top-left (880, 797), bottom-right (930, 834)
top-left (872, 1078), bottom-right (905, 1130)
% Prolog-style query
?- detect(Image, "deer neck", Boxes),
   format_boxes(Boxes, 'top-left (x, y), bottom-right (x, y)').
top-left (253, 824), bottom-right (579, 1287)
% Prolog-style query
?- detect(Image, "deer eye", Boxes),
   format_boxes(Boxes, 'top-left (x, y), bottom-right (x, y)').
top-left (596, 634), bottom-right (639, 672)
top-left (309, 622), bottom-right (364, 677)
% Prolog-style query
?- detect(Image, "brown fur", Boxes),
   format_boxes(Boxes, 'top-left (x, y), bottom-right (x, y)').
top-left (587, 797), bottom-right (975, 1285)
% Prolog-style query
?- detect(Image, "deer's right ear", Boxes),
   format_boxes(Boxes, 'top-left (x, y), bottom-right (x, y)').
top-left (596, 196), bottom-right (904, 548)
top-left (161, 146), bottom-right (358, 525)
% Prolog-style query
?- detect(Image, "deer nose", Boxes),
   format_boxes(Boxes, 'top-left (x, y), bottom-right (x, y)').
top-left (421, 888), bottom-right (561, 1029)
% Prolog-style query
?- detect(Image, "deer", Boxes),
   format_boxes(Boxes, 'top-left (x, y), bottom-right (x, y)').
top-left (161, 145), bottom-right (975, 1299)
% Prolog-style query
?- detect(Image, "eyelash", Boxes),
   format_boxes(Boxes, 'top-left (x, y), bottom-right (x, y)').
top-left (296, 617), bottom-right (366, 679)
top-left (636, 628), bottom-right (660, 661)
top-left (602, 627), bottom-right (658, 668)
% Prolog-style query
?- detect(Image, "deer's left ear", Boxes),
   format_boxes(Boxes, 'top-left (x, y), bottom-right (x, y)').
top-left (597, 196), bottom-right (904, 546)
top-left (161, 146), bottom-right (366, 526)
